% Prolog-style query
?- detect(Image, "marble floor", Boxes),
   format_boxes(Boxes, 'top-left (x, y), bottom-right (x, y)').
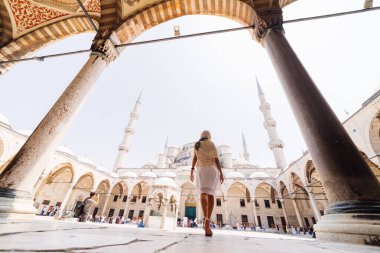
top-left (0, 219), bottom-right (379, 253)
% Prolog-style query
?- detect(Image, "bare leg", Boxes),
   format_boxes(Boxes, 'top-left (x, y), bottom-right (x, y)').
top-left (207, 195), bottom-right (214, 220)
top-left (200, 193), bottom-right (208, 222)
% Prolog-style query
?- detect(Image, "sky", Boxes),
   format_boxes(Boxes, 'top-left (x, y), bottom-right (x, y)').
top-left (1, 0), bottom-right (380, 169)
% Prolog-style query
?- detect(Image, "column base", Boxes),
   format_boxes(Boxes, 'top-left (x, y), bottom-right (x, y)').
top-left (314, 213), bottom-right (380, 245)
top-left (0, 188), bottom-right (36, 220)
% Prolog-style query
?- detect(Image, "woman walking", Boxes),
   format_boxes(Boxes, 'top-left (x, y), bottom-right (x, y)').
top-left (190, 130), bottom-right (224, 236)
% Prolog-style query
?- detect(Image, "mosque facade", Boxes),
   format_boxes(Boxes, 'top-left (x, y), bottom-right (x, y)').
top-left (0, 83), bottom-right (379, 230)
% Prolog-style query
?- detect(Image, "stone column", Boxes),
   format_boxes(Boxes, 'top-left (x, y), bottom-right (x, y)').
top-left (196, 197), bottom-right (202, 223)
top-left (101, 193), bottom-right (111, 217)
top-left (160, 199), bottom-right (168, 229)
top-left (291, 198), bottom-right (304, 227)
top-left (223, 199), bottom-right (229, 226)
top-left (280, 199), bottom-right (289, 225)
top-left (173, 203), bottom-right (179, 230)
top-left (307, 188), bottom-right (321, 221)
top-left (123, 194), bottom-right (132, 220)
top-left (0, 34), bottom-right (120, 219)
top-left (59, 183), bottom-right (75, 213)
top-left (253, 5), bottom-right (380, 244)
top-left (143, 198), bottom-right (153, 227)
top-left (252, 199), bottom-right (259, 226)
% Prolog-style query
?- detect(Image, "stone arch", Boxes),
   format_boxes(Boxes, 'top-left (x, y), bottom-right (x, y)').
top-left (307, 164), bottom-right (329, 216)
top-left (0, 17), bottom-right (96, 74)
top-left (115, 0), bottom-right (255, 45)
top-left (290, 172), bottom-right (320, 227)
top-left (226, 182), bottom-right (252, 226)
top-left (254, 182), bottom-right (282, 229)
top-left (0, 134), bottom-right (6, 162)
top-left (369, 111), bottom-right (380, 158)
top-left (33, 163), bottom-right (74, 214)
top-left (180, 181), bottom-right (196, 221)
top-left (64, 172), bottom-right (94, 212)
top-left (279, 180), bottom-right (299, 227)
top-left (126, 181), bottom-right (149, 220)
top-left (359, 150), bottom-right (380, 181)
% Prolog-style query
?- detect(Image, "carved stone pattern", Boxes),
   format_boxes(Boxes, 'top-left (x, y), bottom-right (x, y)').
top-left (85, 0), bottom-right (100, 13)
top-left (254, 10), bottom-right (283, 41)
top-left (124, 0), bottom-right (141, 7)
top-left (92, 39), bottom-right (119, 63)
top-left (8, 0), bottom-right (67, 33)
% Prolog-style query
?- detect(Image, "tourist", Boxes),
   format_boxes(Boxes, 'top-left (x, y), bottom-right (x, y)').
top-left (40, 205), bottom-right (47, 216)
top-left (78, 192), bottom-right (99, 222)
top-left (190, 130), bottom-right (224, 237)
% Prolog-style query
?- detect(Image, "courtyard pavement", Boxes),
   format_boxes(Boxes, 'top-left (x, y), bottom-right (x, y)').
top-left (0, 219), bottom-right (379, 253)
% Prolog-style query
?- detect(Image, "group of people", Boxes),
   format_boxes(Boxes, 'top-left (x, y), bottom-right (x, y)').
top-left (39, 205), bottom-right (62, 219)
top-left (76, 191), bottom-right (144, 226)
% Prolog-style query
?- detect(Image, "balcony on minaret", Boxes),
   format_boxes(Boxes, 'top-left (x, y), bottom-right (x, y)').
top-left (263, 119), bottom-right (277, 129)
top-left (268, 140), bottom-right (284, 150)
top-left (119, 145), bottom-right (129, 152)
top-left (130, 111), bottom-right (139, 119)
top-left (259, 102), bottom-right (271, 112)
top-left (125, 127), bottom-right (135, 134)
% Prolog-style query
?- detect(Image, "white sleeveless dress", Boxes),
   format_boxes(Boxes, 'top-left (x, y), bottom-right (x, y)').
top-left (195, 141), bottom-right (222, 196)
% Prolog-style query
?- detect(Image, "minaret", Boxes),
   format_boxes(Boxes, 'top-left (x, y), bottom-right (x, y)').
top-left (256, 77), bottom-right (287, 169)
top-left (113, 90), bottom-right (142, 172)
top-left (164, 137), bottom-right (169, 154)
top-left (242, 132), bottom-right (250, 161)
top-left (157, 138), bottom-right (168, 168)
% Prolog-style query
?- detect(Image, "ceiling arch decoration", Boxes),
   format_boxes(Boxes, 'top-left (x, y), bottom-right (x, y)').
top-left (4, 0), bottom-right (100, 37)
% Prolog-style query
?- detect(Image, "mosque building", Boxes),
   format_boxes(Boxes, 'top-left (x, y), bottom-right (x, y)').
top-left (0, 80), bottom-right (379, 230)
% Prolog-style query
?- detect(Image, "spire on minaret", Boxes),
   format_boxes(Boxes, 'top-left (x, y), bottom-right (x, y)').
top-left (164, 137), bottom-right (169, 154)
top-left (257, 78), bottom-right (287, 169)
top-left (242, 132), bottom-right (250, 162)
top-left (113, 89), bottom-right (143, 172)
top-left (256, 76), bottom-right (264, 95)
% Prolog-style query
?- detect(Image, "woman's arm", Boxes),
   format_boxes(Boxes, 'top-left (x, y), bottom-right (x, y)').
top-left (190, 151), bottom-right (197, 182)
top-left (192, 152), bottom-right (197, 169)
top-left (215, 158), bottom-right (224, 184)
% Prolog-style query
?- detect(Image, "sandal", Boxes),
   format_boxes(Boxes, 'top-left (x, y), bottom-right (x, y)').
top-left (204, 218), bottom-right (213, 237)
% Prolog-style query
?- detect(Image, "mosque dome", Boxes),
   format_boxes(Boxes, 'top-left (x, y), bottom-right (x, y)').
top-left (18, 129), bottom-right (33, 137)
top-left (96, 166), bottom-right (110, 172)
top-left (0, 113), bottom-right (11, 128)
top-left (143, 161), bottom-right (157, 169)
top-left (78, 157), bottom-right (95, 166)
top-left (249, 172), bottom-right (270, 179)
top-left (121, 171), bottom-right (138, 178)
top-left (153, 177), bottom-right (177, 188)
top-left (140, 171), bottom-right (157, 179)
top-left (56, 146), bottom-right (76, 157)
top-left (226, 171), bottom-right (246, 180)
top-left (161, 171), bottom-right (176, 178)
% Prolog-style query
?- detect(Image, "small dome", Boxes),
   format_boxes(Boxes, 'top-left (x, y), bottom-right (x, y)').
top-left (18, 129), bottom-right (33, 136)
top-left (143, 160), bottom-right (157, 169)
top-left (96, 166), bottom-right (110, 172)
top-left (226, 171), bottom-right (246, 180)
top-left (249, 172), bottom-right (270, 179)
top-left (0, 113), bottom-right (11, 128)
top-left (56, 146), bottom-right (76, 156)
top-left (161, 171), bottom-right (176, 178)
top-left (121, 171), bottom-right (138, 178)
top-left (153, 177), bottom-right (177, 188)
top-left (140, 171), bottom-right (157, 178)
top-left (78, 157), bottom-right (95, 166)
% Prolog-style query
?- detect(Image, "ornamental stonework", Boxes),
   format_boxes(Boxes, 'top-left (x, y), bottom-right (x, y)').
top-left (7, 0), bottom-right (100, 34)
top-left (8, 0), bottom-right (67, 33)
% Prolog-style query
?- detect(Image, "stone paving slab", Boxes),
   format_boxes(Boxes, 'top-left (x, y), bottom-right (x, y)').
top-left (0, 220), bottom-right (378, 253)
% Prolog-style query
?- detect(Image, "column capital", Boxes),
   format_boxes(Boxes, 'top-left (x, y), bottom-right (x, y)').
top-left (253, 7), bottom-right (284, 44)
top-left (91, 33), bottom-right (120, 64)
